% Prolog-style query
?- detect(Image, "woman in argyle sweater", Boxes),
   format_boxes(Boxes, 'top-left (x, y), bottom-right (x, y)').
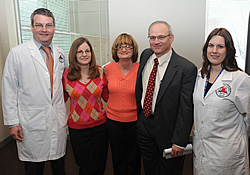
top-left (63, 37), bottom-right (109, 175)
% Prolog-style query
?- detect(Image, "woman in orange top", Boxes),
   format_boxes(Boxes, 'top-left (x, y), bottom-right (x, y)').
top-left (105, 33), bottom-right (141, 175)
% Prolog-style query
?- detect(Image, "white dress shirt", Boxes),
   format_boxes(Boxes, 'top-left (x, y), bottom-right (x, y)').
top-left (141, 49), bottom-right (172, 114)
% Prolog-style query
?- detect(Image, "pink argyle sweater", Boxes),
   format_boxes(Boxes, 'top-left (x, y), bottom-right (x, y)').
top-left (63, 68), bottom-right (108, 129)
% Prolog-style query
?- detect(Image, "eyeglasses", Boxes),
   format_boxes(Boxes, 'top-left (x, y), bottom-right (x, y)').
top-left (34, 23), bottom-right (54, 29)
top-left (148, 34), bottom-right (171, 41)
top-left (76, 50), bottom-right (91, 55)
top-left (116, 45), bottom-right (133, 50)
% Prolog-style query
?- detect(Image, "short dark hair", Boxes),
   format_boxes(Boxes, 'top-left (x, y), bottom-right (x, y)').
top-left (201, 28), bottom-right (240, 78)
top-left (30, 8), bottom-right (55, 26)
top-left (111, 33), bottom-right (138, 62)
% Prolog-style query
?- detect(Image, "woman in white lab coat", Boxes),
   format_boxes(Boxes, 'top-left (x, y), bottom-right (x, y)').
top-left (193, 28), bottom-right (250, 175)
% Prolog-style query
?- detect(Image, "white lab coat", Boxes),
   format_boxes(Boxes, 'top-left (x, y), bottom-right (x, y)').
top-left (2, 39), bottom-right (68, 162)
top-left (193, 70), bottom-right (250, 175)
top-left (193, 69), bottom-right (250, 175)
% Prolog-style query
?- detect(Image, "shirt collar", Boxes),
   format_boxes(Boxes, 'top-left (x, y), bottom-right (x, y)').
top-left (33, 38), bottom-right (53, 53)
top-left (152, 48), bottom-right (172, 66)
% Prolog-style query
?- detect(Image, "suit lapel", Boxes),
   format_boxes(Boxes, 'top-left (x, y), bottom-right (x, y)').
top-left (136, 49), bottom-right (153, 109)
top-left (138, 50), bottom-right (153, 77)
top-left (137, 49), bottom-right (154, 87)
top-left (156, 51), bottom-right (178, 105)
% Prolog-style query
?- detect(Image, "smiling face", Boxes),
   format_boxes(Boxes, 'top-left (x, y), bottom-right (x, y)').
top-left (31, 14), bottom-right (55, 47)
top-left (76, 42), bottom-right (91, 66)
top-left (149, 23), bottom-right (174, 58)
top-left (117, 44), bottom-right (133, 61)
top-left (207, 35), bottom-right (227, 68)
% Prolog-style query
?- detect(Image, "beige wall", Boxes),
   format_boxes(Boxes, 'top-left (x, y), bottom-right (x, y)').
top-left (0, 0), bottom-right (18, 142)
top-left (0, 32), bottom-right (9, 142)
top-left (109, 0), bottom-right (206, 68)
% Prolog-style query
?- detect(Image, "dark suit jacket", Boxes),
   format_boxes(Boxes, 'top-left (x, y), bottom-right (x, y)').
top-left (135, 48), bottom-right (197, 152)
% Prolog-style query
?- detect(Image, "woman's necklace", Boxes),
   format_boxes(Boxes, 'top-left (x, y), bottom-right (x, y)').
top-left (80, 71), bottom-right (90, 84)
top-left (82, 79), bottom-right (88, 84)
top-left (80, 77), bottom-right (89, 84)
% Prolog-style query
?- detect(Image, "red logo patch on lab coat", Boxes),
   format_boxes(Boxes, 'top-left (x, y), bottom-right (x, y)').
top-left (215, 84), bottom-right (231, 97)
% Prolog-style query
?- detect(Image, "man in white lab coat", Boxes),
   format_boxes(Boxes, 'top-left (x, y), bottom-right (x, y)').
top-left (2, 8), bottom-right (68, 175)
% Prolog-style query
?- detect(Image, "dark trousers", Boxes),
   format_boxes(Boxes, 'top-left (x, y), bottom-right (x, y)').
top-left (69, 123), bottom-right (108, 175)
top-left (24, 156), bottom-right (65, 175)
top-left (137, 114), bottom-right (185, 175)
top-left (106, 118), bottom-right (141, 175)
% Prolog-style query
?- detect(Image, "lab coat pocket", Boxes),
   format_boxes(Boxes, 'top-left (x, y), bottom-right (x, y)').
top-left (22, 108), bottom-right (46, 141)
top-left (56, 103), bottom-right (68, 128)
top-left (205, 138), bottom-right (240, 168)
top-left (24, 109), bottom-right (46, 132)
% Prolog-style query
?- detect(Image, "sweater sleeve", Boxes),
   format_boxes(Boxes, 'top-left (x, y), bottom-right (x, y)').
top-left (101, 69), bottom-right (109, 102)
top-left (62, 69), bottom-right (69, 102)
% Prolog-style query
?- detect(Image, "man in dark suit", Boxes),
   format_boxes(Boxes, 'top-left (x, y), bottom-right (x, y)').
top-left (135, 20), bottom-right (197, 175)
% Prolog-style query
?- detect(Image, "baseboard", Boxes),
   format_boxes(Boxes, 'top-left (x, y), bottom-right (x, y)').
top-left (0, 136), bottom-right (13, 149)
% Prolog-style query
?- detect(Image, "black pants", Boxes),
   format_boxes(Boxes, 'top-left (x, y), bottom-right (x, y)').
top-left (24, 156), bottom-right (65, 175)
top-left (106, 118), bottom-right (141, 175)
top-left (69, 123), bottom-right (108, 175)
top-left (137, 113), bottom-right (185, 175)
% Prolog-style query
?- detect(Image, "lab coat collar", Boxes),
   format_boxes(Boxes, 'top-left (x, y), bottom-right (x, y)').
top-left (28, 39), bottom-right (47, 70)
top-left (28, 39), bottom-right (61, 71)
top-left (197, 68), bottom-right (202, 77)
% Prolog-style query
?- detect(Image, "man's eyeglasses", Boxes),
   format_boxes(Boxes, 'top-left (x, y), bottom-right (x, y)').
top-left (34, 23), bottom-right (54, 29)
top-left (148, 34), bottom-right (171, 41)
top-left (76, 50), bottom-right (91, 55)
top-left (116, 45), bottom-right (133, 50)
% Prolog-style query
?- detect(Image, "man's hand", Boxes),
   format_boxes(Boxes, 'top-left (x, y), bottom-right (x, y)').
top-left (171, 144), bottom-right (184, 157)
top-left (10, 125), bottom-right (23, 142)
